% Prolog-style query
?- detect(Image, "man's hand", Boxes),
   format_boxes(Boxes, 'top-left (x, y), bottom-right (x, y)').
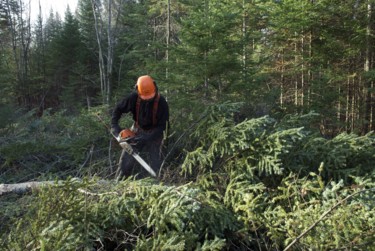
top-left (111, 124), bottom-right (122, 137)
top-left (128, 134), bottom-right (149, 149)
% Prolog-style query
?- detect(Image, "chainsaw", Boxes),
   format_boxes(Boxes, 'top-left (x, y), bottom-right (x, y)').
top-left (115, 129), bottom-right (157, 177)
top-left (94, 114), bottom-right (157, 177)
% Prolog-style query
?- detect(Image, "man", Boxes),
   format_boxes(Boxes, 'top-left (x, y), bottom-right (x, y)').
top-left (111, 75), bottom-right (169, 179)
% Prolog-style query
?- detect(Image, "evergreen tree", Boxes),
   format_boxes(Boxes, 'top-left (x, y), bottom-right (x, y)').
top-left (77, 0), bottom-right (101, 108)
top-left (261, 0), bottom-right (375, 134)
top-left (171, 0), bottom-right (242, 100)
top-left (3, 0), bottom-right (33, 108)
top-left (29, 9), bottom-right (48, 113)
top-left (56, 7), bottom-right (86, 111)
top-left (43, 10), bottom-right (63, 108)
top-left (0, 0), bottom-right (16, 106)
top-left (115, 0), bottom-right (154, 92)
top-left (114, 0), bottom-right (186, 99)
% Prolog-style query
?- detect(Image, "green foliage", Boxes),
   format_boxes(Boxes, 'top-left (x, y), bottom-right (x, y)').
top-left (178, 105), bottom-right (375, 249)
top-left (170, 0), bottom-right (243, 97)
top-left (265, 174), bottom-right (375, 250)
top-left (0, 46), bottom-right (15, 105)
top-left (3, 178), bottom-right (241, 250)
top-left (221, 171), bottom-right (375, 250)
top-left (181, 104), bottom-right (375, 183)
top-left (1, 106), bottom-right (375, 250)
top-left (2, 171), bottom-right (374, 250)
top-left (1, 0), bottom-right (375, 248)
top-left (286, 131), bottom-right (375, 181)
top-left (0, 107), bottom-right (111, 182)
top-left (0, 104), bottom-right (18, 130)
top-left (1, 0), bottom-right (375, 135)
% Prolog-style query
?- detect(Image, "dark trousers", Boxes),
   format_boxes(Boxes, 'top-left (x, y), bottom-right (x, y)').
top-left (116, 137), bottom-right (162, 179)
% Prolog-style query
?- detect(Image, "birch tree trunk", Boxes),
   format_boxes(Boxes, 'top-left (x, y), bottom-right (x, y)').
top-left (106, 0), bottom-right (113, 104)
top-left (91, 0), bottom-right (106, 104)
top-left (0, 181), bottom-right (57, 195)
top-left (307, 31), bottom-right (312, 107)
top-left (294, 32), bottom-right (298, 106)
top-left (301, 34), bottom-right (305, 106)
top-left (34, 2), bottom-right (47, 112)
top-left (337, 85), bottom-right (341, 122)
top-left (91, 0), bottom-right (117, 105)
top-left (364, 0), bottom-right (373, 132)
top-left (5, 0), bottom-right (32, 108)
top-left (242, 0), bottom-right (247, 83)
top-left (280, 51), bottom-right (284, 107)
top-left (346, 77), bottom-right (350, 131)
top-left (203, 0), bottom-right (209, 97)
top-left (166, 0), bottom-right (171, 80)
top-left (351, 77), bottom-right (355, 132)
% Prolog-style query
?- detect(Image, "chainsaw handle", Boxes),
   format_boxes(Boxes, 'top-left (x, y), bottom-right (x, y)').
top-left (118, 136), bottom-right (136, 144)
top-left (119, 141), bottom-right (134, 155)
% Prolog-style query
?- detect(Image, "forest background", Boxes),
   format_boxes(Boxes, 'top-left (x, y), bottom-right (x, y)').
top-left (0, 0), bottom-right (374, 250)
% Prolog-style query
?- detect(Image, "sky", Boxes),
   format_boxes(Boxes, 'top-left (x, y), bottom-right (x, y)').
top-left (29, 0), bottom-right (79, 22)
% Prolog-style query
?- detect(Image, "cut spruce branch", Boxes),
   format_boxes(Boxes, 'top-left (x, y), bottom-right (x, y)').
top-left (283, 188), bottom-right (375, 251)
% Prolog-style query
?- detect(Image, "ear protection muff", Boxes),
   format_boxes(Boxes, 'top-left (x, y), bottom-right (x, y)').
top-left (153, 81), bottom-right (158, 93)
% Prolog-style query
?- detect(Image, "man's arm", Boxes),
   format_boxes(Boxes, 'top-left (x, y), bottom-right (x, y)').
top-left (111, 93), bottom-right (137, 135)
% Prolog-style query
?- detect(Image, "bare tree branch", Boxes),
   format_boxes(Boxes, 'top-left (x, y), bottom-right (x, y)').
top-left (283, 188), bottom-right (375, 251)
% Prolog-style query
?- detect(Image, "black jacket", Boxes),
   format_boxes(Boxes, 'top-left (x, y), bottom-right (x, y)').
top-left (111, 92), bottom-right (169, 140)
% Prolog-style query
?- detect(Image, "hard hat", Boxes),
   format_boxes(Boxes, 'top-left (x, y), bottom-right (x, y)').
top-left (136, 75), bottom-right (156, 100)
top-left (120, 129), bottom-right (135, 139)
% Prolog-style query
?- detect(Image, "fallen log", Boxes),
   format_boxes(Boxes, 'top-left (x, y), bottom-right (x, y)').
top-left (0, 179), bottom-right (117, 196)
top-left (0, 181), bottom-right (58, 196)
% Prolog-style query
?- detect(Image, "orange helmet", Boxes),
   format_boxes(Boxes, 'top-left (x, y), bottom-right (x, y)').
top-left (136, 75), bottom-right (156, 100)
top-left (119, 129), bottom-right (135, 140)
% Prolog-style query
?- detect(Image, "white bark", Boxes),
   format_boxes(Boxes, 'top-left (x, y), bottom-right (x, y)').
top-left (91, 0), bottom-right (122, 104)
top-left (166, 0), bottom-right (171, 79)
top-left (106, 0), bottom-right (113, 104)
top-left (0, 181), bottom-right (59, 195)
top-left (365, 1), bottom-right (373, 131)
top-left (5, 0), bottom-right (31, 89)
top-left (0, 179), bottom-right (116, 196)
